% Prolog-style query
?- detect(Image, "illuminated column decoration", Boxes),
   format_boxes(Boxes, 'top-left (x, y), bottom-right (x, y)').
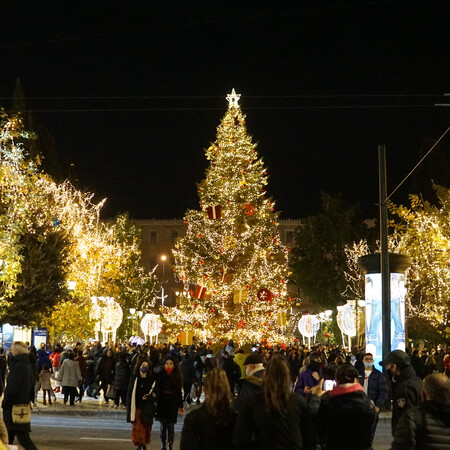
top-left (358, 253), bottom-right (412, 371)
top-left (140, 313), bottom-right (162, 343)
top-left (298, 314), bottom-right (320, 348)
top-left (337, 303), bottom-right (356, 350)
top-left (91, 296), bottom-right (123, 343)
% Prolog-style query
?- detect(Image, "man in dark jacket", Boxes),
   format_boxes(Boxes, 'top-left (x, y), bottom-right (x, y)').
top-left (2, 341), bottom-right (38, 450)
top-left (381, 350), bottom-right (424, 436)
top-left (309, 364), bottom-right (376, 450)
top-left (410, 350), bottom-right (424, 379)
top-left (390, 373), bottom-right (450, 449)
top-left (358, 352), bottom-right (389, 413)
top-left (233, 352), bottom-right (265, 412)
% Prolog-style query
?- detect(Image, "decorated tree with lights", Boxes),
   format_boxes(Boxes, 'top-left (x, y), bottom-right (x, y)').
top-left (389, 186), bottom-right (450, 342)
top-left (164, 90), bottom-right (291, 343)
top-left (0, 111), bottom-right (157, 329)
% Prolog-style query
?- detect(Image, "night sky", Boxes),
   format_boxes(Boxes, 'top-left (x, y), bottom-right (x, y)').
top-left (1, 0), bottom-right (449, 220)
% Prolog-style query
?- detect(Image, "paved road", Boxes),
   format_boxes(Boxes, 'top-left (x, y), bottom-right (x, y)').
top-left (22, 415), bottom-right (393, 450)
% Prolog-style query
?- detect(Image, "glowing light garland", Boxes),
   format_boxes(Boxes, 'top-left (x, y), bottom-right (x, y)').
top-left (163, 90), bottom-right (291, 343)
top-left (140, 313), bottom-right (162, 338)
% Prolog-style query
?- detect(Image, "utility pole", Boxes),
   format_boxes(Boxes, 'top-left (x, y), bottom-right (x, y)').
top-left (378, 145), bottom-right (391, 362)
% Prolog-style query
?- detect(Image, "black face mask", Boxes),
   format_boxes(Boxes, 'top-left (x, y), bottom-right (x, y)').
top-left (309, 360), bottom-right (321, 372)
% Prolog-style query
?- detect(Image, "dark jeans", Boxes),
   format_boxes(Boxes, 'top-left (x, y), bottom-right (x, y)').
top-left (63, 386), bottom-right (77, 405)
top-left (160, 419), bottom-right (174, 444)
top-left (114, 388), bottom-right (127, 406)
top-left (8, 429), bottom-right (38, 450)
top-left (183, 381), bottom-right (192, 403)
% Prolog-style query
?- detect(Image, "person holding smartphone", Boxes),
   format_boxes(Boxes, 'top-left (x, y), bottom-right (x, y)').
top-left (309, 364), bottom-right (377, 450)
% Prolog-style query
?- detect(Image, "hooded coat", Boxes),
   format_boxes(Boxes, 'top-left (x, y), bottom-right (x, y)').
top-left (2, 353), bottom-right (35, 432)
top-left (390, 400), bottom-right (450, 449)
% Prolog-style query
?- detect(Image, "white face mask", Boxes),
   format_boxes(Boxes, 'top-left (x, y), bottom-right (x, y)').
top-left (245, 366), bottom-right (251, 377)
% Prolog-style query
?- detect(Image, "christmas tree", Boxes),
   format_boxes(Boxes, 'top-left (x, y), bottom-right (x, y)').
top-left (164, 90), bottom-right (291, 343)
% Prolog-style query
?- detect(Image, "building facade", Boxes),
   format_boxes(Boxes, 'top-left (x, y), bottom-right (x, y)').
top-left (133, 218), bottom-right (301, 307)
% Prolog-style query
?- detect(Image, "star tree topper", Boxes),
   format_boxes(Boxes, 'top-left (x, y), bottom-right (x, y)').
top-left (226, 88), bottom-right (241, 109)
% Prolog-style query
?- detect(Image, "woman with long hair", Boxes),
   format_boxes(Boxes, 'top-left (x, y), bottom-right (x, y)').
top-left (157, 356), bottom-right (183, 450)
top-left (180, 368), bottom-right (235, 450)
top-left (126, 357), bottom-right (157, 450)
top-left (233, 356), bottom-right (312, 450)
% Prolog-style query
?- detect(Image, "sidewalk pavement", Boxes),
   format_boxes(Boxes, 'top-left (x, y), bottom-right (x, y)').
top-left (32, 391), bottom-right (127, 418)
top-left (32, 390), bottom-right (393, 423)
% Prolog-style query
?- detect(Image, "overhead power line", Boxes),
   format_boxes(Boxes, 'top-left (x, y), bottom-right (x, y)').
top-left (386, 125), bottom-right (450, 202)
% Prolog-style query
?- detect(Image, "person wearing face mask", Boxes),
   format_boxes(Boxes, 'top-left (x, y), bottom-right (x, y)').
top-left (294, 352), bottom-right (322, 397)
top-left (380, 350), bottom-right (424, 436)
top-left (126, 357), bottom-right (157, 450)
top-left (157, 356), bottom-right (183, 450)
top-left (233, 352), bottom-right (265, 412)
top-left (358, 353), bottom-right (388, 418)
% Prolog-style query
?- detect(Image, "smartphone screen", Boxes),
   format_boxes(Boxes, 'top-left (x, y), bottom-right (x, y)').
top-left (323, 379), bottom-right (336, 391)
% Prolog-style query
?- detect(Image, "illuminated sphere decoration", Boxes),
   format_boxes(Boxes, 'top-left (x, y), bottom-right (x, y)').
top-left (336, 304), bottom-right (356, 337)
top-left (91, 297), bottom-right (123, 333)
top-left (140, 313), bottom-right (162, 337)
top-left (298, 314), bottom-right (320, 338)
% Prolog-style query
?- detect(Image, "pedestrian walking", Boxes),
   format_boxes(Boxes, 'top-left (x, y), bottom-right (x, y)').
top-left (232, 356), bottom-right (313, 450)
top-left (74, 350), bottom-right (87, 402)
top-left (96, 348), bottom-right (116, 404)
top-left (57, 349), bottom-right (82, 406)
top-left (114, 351), bottom-right (131, 409)
top-left (294, 351), bottom-right (322, 397)
top-left (181, 368), bottom-right (236, 450)
top-left (2, 341), bottom-right (38, 450)
top-left (381, 350), bottom-right (424, 436)
top-left (49, 344), bottom-right (62, 393)
top-left (358, 352), bottom-right (389, 422)
top-left (157, 356), bottom-right (183, 450)
top-left (390, 373), bottom-right (450, 449)
top-left (233, 352), bottom-right (265, 412)
top-left (126, 358), bottom-right (157, 450)
top-left (309, 363), bottom-right (377, 450)
top-left (38, 364), bottom-right (55, 406)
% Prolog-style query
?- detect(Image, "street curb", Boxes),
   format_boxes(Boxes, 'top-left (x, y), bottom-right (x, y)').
top-left (32, 408), bottom-right (127, 419)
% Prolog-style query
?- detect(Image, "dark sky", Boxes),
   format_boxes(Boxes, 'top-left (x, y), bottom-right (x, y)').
top-left (1, 0), bottom-right (449, 220)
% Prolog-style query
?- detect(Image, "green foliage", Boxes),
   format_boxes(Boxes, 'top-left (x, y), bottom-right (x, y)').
top-left (2, 226), bottom-right (70, 325)
top-left (290, 193), bottom-right (375, 309)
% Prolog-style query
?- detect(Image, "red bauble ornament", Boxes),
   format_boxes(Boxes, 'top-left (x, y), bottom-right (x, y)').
top-left (257, 288), bottom-right (273, 302)
top-left (194, 322), bottom-right (199, 327)
top-left (243, 203), bottom-right (255, 216)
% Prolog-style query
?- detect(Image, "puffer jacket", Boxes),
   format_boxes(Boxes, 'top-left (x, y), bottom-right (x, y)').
top-left (309, 383), bottom-right (377, 450)
top-left (390, 400), bottom-right (450, 449)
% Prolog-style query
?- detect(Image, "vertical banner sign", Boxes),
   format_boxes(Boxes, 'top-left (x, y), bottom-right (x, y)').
top-left (365, 273), bottom-right (406, 371)
top-left (2, 324), bottom-right (14, 351)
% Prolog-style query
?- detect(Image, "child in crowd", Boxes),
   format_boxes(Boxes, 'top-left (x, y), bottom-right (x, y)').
top-left (39, 364), bottom-right (55, 405)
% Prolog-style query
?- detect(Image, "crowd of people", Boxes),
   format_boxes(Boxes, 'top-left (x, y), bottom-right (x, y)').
top-left (0, 339), bottom-right (449, 449)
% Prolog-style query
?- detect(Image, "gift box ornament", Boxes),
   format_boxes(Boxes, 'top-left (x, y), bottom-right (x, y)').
top-left (206, 205), bottom-right (222, 220)
top-left (233, 288), bottom-right (248, 303)
top-left (277, 311), bottom-right (286, 327)
top-left (194, 285), bottom-right (207, 299)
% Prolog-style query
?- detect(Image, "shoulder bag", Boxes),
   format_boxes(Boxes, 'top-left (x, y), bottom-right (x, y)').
top-left (142, 380), bottom-right (157, 424)
top-left (12, 403), bottom-right (32, 424)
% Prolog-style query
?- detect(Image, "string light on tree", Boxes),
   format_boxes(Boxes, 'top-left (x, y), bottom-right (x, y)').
top-left (163, 90), bottom-right (290, 342)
